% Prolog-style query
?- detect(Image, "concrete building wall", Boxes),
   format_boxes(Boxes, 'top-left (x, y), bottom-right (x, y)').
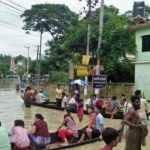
top-left (135, 26), bottom-right (150, 100)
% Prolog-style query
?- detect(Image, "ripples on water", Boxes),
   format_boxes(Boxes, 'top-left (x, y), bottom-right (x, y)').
top-left (0, 79), bottom-right (150, 150)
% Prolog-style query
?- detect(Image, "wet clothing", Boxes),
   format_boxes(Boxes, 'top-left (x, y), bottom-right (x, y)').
top-left (11, 126), bottom-right (30, 149)
top-left (125, 127), bottom-right (141, 150)
top-left (24, 90), bottom-right (32, 108)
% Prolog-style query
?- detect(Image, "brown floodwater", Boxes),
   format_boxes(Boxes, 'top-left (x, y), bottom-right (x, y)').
top-left (0, 80), bottom-right (149, 150)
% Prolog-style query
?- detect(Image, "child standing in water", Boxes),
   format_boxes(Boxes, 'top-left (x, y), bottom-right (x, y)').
top-left (77, 99), bottom-right (84, 122)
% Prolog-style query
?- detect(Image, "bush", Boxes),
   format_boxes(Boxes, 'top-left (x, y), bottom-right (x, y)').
top-left (49, 71), bottom-right (69, 83)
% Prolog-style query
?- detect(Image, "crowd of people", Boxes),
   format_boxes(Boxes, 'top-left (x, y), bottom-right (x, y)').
top-left (12, 82), bottom-right (150, 150)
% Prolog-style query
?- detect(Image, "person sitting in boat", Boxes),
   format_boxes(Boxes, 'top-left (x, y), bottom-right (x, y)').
top-left (0, 121), bottom-right (11, 150)
top-left (83, 96), bottom-right (91, 112)
top-left (61, 92), bottom-right (68, 108)
top-left (96, 97), bottom-right (104, 109)
top-left (28, 114), bottom-right (51, 149)
top-left (78, 106), bottom-right (96, 142)
top-left (110, 96), bottom-right (119, 119)
top-left (86, 105), bottom-right (104, 140)
top-left (67, 93), bottom-right (77, 111)
top-left (57, 108), bottom-right (78, 146)
top-left (103, 97), bottom-right (112, 114)
top-left (111, 95), bottom-right (128, 119)
top-left (35, 90), bottom-right (49, 104)
top-left (10, 120), bottom-right (30, 150)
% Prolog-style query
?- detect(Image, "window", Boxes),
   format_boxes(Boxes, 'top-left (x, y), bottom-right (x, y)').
top-left (142, 35), bottom-right (150, 52)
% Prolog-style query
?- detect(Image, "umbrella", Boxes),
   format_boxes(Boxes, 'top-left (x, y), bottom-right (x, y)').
top-left (70, 79), bottom-right (87, 86)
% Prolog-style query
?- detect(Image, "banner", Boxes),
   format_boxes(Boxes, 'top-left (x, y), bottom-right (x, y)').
top-left (77, 65), bottom-right (93, 76)
top-left (93, 75), bottom-right (107, 88)
top-left (82, 55), bottom-right (90, 65)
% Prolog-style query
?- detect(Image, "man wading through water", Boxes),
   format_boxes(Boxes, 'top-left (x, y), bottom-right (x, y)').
top-left (124, 95), bottom-right (148, 150)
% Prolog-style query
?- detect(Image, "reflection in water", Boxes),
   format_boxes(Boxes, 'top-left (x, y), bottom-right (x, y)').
top-left (0, 80), bottom-right (150, 150)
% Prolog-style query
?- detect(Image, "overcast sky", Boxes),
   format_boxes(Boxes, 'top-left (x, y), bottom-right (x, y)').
top-left (0, 0), bottom-right (150, 59)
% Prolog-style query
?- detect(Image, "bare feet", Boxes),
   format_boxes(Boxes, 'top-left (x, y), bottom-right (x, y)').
top-left (60, 142), bottom-right (69, 146)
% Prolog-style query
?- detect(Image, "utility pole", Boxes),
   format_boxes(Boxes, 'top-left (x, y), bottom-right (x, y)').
top-left (24, 46), bottom-right (30, 84)
top-left (36, 45), bottom-right (39, 85)
top-left (84, 0), bottom-right (92, 96)
top-left (38, 29), bottom-right (43, 85)
top-left (95, 0), bottom-right (104, 96)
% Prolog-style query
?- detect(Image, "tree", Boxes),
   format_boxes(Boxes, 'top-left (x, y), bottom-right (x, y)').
top-left (0, 54), bottom-right (11, 76)
top-left (45, 5), bottom-right (136, 82)
top-left (21, 4), bottom-right (78, 42)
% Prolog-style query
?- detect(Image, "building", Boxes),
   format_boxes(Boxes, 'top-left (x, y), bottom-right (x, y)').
top-left (129, 22), bottom-right (150, 101)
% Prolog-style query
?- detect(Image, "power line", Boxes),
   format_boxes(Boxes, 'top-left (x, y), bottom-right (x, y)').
top-left (0, 19), bottom-right (21, 28)
top-left (0, 0), bottom-right (24, 13)
top-left (0, 3), bottom-right (22, 15)
top-left (5, 0), bottom-right (26, 10)
top-left (0, 21), bottom-right (39, 38)
top-left (0, 10), bottom-right (20, 17)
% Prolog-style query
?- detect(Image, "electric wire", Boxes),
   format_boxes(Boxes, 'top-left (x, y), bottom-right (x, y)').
top-left (5, 0), bottom-right (26, 10)
top-left (0, 0), bottom-right (24, 13)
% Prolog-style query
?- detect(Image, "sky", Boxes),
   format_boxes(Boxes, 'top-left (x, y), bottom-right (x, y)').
top-left (0, 0), bottom-right (150, 59)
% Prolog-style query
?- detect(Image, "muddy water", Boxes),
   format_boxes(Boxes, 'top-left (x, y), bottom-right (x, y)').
top-left (0, 80), bottom-right (149, 150)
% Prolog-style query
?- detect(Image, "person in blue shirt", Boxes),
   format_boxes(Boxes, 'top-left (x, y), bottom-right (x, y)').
top-left (86, 105), bottom-right (104, 139)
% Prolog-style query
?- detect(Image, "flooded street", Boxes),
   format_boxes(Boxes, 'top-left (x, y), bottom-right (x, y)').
top-left (0, 80), bottom-right (150, 150)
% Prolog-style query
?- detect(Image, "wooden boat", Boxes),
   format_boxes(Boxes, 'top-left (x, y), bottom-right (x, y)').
top-left (48, 130), bottom-right (100, 150)
top-left (38, 127), bottom-right (121, 150)
top-left (31, 101), bottom-right (123, 119)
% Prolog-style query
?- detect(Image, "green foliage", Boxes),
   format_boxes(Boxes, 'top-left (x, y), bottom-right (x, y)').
top-left (21, 4), bottom-right (78, 42)
top-left (21, 4), bottom-right (138, 82)
top-left (0, 54), bottom-right (11, 76)
top-left (49, 71), bottom-right (69, 83)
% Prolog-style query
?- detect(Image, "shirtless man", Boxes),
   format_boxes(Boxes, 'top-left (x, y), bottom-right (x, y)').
top-left (124, 95), bottom-right (146, 150)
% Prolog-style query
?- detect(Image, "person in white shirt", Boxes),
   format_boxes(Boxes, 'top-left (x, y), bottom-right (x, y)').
top-left (56, 84), bottom-right (63, 107)
top-left (35, 90), bottom-right (48, 104)
top-left (68, 94), bottom-right (77, 111)
top-left (68, 94), bottom-right (76, 104)
top-left (61, 92), bottom-right (68, 108)
top-left (135, 89), bottom-right (149, 145)
top-left (135, 90), bottom-right (150, 121)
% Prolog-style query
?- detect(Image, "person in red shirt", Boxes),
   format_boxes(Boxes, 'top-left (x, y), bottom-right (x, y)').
top-left (99, 127), bottom-right (119, 150)
top-left (28, 114), bottom-right (51, 149)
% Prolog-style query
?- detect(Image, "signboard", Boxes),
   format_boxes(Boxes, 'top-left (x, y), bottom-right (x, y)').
top-left (69, 62), bottom-right (74, 80)
top-left (93, 75), bottom-right (107, 88)
top-left (77, 65), bottom-right (93, 76)
top-left (82, 55), bottom-right (90, 65)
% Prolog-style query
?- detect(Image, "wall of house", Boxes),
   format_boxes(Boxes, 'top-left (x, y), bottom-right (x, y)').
top-left (135, 26), bottom-right (150, 101)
